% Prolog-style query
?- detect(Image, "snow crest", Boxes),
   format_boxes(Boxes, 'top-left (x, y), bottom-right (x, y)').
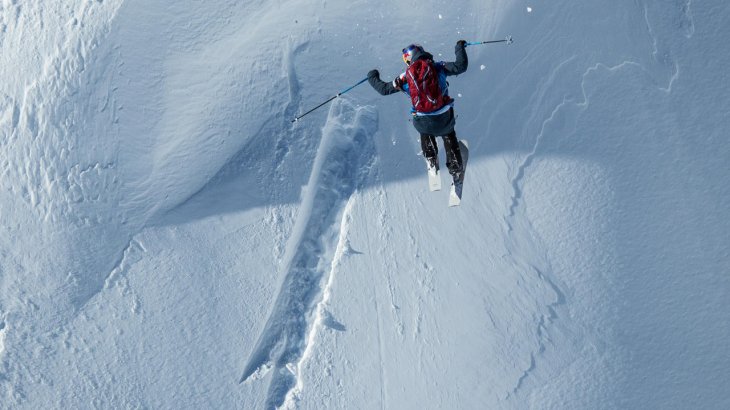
top-left (240, 99), bottom-right (377, 409)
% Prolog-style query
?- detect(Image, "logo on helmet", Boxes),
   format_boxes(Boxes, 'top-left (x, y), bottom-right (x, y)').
top-left (402, 44), bottom-right (423, 65)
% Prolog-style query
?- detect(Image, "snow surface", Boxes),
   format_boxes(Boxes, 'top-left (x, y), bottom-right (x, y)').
top-left (1, 0), bottom-right (729, 408)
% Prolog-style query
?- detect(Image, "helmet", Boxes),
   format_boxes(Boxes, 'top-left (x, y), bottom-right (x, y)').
top-left (402, 44), bottom-right (423, 65)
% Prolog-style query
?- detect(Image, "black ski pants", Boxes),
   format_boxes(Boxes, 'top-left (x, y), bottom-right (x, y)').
top-left (420, 131), bottom-right (463, 178)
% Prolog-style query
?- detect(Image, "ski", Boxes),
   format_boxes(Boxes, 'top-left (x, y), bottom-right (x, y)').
top-left (448, 140), bottom-right (469, 207)
top-left (428, 165), bottom-right (442, 191)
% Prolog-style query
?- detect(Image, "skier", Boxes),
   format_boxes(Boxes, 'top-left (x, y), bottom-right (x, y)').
top-left (367, 40), bottom-right (468, 188)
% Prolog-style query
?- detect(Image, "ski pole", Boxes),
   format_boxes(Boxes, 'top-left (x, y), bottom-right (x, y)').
top-left (466, 36), bottom-right (514, 46)
top-left (291, 77), bottom-right (369, 123)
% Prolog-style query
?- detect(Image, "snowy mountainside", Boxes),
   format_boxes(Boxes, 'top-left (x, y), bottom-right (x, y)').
top-left (1, 0), bottom-right (729, 409)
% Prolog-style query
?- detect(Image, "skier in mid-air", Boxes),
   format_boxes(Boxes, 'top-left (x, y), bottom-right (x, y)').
top-left (367, 40), bottom-right (468, 189)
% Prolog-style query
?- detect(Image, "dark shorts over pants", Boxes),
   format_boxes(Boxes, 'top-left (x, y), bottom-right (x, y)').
top-left (413, 108), bottom-right (463, 179)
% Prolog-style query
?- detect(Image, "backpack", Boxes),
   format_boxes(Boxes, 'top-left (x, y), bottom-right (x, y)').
top-left (405, 59), bottom-right (451, 113)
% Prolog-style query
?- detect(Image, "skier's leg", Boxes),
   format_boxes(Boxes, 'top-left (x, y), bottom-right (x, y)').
top-left (420, 134), bottom-right (439, 170)
top-left (442, 131), bottom-right (464, 181)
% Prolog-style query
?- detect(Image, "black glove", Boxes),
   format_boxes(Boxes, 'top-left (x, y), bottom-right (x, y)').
top-left (393, 76), bottom-right (404, 90)
top-left (367, 69), bottom-right (380, 79)
top-left (457, 40), bottom-right (467, 48)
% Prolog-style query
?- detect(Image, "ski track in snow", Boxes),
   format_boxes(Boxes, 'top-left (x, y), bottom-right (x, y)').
top-left (240, 99), bottom-right (377, 410)
top-left (374, 290), bottom-right (387, 410)
top-left (0, 314), bottom-right (6, 361)
top-left (361, 187), bottom-right (391, 410)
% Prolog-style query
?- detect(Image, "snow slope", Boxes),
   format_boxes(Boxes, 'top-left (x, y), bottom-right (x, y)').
top-left (1, 0), bottom-right (729, 408)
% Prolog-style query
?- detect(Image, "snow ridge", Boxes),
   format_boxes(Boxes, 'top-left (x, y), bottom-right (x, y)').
top-left (641, 3), bottom-right (679, 93)
top-left (501, 214), bottom-right (568, 398)
top-left (681, 0), bottom-right (695, 38)
top-left (507, 1), bottom-right (686, 221)
top-left (507, 57), bottom-right (649, 221)
top-left (507, 56), bottom-right (576, 219)
top-left (240, 99), bottom-right (377, 410)
top-left (283, 195), bottom-right (358, 408)
top-left (501, 6), bottom-right (697, 389)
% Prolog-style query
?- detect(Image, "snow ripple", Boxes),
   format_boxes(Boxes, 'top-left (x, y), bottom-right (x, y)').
top-left (239, 99), bottom-right (377, 410)
top-left (507, 56), bottom-right (576, 219)
top-left (682, 0), bottom-right (695, 38)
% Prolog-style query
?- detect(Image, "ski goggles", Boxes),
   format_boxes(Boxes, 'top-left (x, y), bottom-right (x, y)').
top-left (402, 44), bottom-right (422, 65)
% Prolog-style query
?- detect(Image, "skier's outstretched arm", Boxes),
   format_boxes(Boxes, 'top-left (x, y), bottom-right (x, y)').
top-left (442, 40), bottom-right (468, 76)
top-left (367, 69), bottom-right (401, 95)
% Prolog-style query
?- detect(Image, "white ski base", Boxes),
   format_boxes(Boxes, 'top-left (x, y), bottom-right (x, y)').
top-left (428, 168), bottom-right (441, 191)
top-left (448, 139), bottom-right (469, 207)
top-left (448, 184), bottom-right (461, 206)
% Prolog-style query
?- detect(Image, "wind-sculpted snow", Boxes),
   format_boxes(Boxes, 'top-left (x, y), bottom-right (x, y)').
top-left (240, 99), bottom-right (377, 409)
top-left (1, 0), bottom-right (729, 408)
